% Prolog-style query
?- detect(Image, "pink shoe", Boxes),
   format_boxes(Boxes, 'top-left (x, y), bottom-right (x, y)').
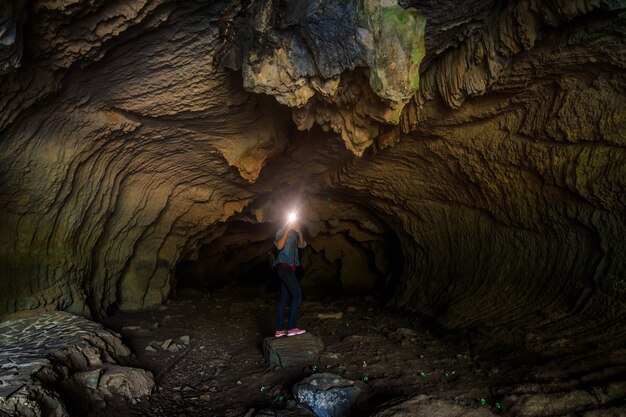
top-left (287, 328), bottom-right (306, 337)
top-left (275, 330), bottom-right (287, 337)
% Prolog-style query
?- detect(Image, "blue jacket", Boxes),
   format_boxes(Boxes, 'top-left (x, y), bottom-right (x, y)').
top-left (274, 227), bottom-right (307, 266)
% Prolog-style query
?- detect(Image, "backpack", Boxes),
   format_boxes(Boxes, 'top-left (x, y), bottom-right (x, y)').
top-left (267, 246), bottom-right (279, 270)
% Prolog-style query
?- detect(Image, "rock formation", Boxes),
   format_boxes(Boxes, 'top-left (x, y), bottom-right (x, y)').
top-left (221, 0), bottom-right (426, 155)
top-left (0, 311), bottom-right (153, 416)
top-left (0, 0), bottom-right (624, 361)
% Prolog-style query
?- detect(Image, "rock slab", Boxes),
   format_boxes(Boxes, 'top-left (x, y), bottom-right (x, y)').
top-left (263, 334), bottom-right (324, 368)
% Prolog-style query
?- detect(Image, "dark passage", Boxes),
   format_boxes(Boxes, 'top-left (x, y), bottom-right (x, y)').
top-left (174, 199), bottom-right (405, 304)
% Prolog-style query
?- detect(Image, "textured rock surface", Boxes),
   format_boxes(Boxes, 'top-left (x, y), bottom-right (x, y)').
top-left (0, 0), bottom-right (27, 74)
top-left (371, 395), bottom-right (497, 417)
top-left (222, 0), bottom-right (426, 155)
top-left (0, 312), bottom-right (153, 416)
top-left (263, 333), bottom-right (324, 368)
top-left (0, 0), bottom-right (289, 318)
top-left (293, 373), bottom-right (362, 417)
top-left (0, 0), bottom-right (623, 384)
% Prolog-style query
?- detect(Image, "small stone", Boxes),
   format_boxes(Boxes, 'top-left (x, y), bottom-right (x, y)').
top-left (121, 326), bottom-right (143, 332)
top-left (317, 312), bottom-right (343, 319)
top-left (162, 339), bottom-right (172, 350)
top-left (144, 345), bottom-right (156, 352)
top-left (199, 394), bottom-right (211, 401)
top-left (179, 335), bottom-right (190, 345)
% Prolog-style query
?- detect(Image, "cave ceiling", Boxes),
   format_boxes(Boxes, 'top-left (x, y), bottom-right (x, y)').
top-left (0, 0), bottom-right (625, 348)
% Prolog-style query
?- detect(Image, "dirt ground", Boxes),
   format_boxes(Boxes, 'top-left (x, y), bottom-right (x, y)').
top-left (100, 285), bottom-right (528, 417)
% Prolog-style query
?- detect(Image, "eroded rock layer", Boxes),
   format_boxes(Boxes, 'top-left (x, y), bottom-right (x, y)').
top-left (0, 0), bottom-right (624, 358)
top-left (0, 311), bottom-right (153, 416)
top-left (222, 0), bottom-right (426, 155)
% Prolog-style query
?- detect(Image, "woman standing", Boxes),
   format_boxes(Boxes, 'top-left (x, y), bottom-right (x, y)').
top-left (273, 213), bottom-right (307, 337)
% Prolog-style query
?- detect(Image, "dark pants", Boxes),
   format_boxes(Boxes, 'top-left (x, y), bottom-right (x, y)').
top-left (276, 266), bottom-right (302, 331)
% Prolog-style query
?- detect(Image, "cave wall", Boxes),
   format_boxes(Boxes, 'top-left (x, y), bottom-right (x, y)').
top-left (325, 1), bottom-right (626, 344)
top-left (0, 0), bottom-right (624, 347)
top-left (0, 0), bottom-right (289, 318)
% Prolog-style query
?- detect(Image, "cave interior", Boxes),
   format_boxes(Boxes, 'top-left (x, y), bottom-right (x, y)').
top-left (0, 0), bottom-right (625, 416)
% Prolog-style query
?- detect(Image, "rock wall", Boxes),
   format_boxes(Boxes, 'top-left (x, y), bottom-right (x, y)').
top-left (0, 0), bottom-right (624, 350)
top-left (0, 0), bottom-right (288, 318)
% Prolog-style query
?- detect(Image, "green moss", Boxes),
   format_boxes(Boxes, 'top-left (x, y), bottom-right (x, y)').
top-left (604, 0), bottom-right (626, 11)
top-left (361, 3), bottom-right (426, 102)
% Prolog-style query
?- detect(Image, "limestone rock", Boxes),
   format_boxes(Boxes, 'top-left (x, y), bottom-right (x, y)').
top-left (293, 373), bottom-right (362, 417)
top-left (222, 0), bottom-right (426, 155)
top-left (97, 365), bottom-right (154, 398)
top-left (0, 312), bottom-right (153, 416)
top-left (263, 334), bottom-right (324, 368)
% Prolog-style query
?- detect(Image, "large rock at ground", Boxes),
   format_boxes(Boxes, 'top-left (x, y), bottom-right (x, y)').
top-left (0, 312), bottom-right (153, 417)
top-left (263, 334), bottom-right (324, 368)
top-left (371, 395), bottom-right (497, 417)
top-left (293, 373), bottom-right (362, 417)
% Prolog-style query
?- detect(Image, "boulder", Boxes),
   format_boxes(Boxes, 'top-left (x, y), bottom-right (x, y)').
top-left (263, 334), bottom-right (324, 368)
top-left (293, 373), bottom-right (362, 417)
top-left (97, 365), bottom-right (154, 398)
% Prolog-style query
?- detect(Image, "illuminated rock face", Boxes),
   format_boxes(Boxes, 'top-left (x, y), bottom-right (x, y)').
top-left (0, 0), bottom-right (624, 349)
top-left (222, 0), bottom-right (426, 155)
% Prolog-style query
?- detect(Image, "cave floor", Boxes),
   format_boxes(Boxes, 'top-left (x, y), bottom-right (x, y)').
top-left (98, 287), bottom-right (626, 417)
top-left (99, 287), bottom-right (528, 417)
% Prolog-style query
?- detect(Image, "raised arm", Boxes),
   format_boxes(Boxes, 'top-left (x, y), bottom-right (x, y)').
top-left (294, 224), bottom-right (307, 248)
top-left (275, 226), bottom-right (290, 250)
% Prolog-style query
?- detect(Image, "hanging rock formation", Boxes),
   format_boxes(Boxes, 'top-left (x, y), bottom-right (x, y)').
top-left (221, 0), bottom-right (426, 155)
top-left (0, 0), bottom-right (624, 359)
